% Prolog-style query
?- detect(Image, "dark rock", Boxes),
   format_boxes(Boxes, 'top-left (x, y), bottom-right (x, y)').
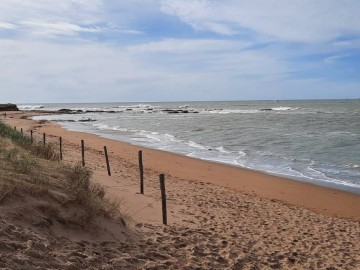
top-left (162, 109), bottom-right (199, 114)
top-left (162, 109), bottom-right (180, 114)
top-left (58, 109), bottom-right (73, 113)
top-left (78, 118), bottom-right (96, 122)
top-left (0, 103), bottom-right (19, 111)
top-left (55, 120), bottom-right (76, 122)
top-left (58, 109), bottom-right (83, 114)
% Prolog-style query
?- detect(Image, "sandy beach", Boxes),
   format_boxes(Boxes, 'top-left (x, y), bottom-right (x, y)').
top-left (1, 110), bottom-right (360, 269)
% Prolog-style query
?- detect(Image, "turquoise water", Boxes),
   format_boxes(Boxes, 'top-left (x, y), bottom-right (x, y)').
top-left (24, 100), bottom-right (360, 194)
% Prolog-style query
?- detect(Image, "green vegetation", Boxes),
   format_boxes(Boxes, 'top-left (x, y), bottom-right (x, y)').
top-left (0, 121), bottom-right (31, 145)
top-left (0, 120), bottom-right (122, 230)
top-left (0, 121), bottom-right (59, 160)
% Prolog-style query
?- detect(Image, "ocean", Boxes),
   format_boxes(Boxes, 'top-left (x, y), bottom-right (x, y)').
top-left (20, 100), bottom-right (360, 194)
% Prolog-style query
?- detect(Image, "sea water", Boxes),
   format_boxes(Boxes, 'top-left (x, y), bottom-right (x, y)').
top-left (21, 100), bottom-right (360, 194)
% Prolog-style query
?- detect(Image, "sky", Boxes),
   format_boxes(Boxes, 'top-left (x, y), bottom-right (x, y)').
top-left (0, 0), bottom-right (360, 103)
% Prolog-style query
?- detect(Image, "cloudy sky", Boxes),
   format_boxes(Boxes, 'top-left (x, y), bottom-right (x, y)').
top-left (1, 0), bottom-right (360, 103)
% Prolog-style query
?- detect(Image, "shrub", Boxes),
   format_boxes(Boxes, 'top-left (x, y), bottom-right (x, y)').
top-left (63, 163), bottom-right (92, 204)
top-left (30, 142), bottom-right (60, 161)
top-left (3, 148), bottom-right (38, 174)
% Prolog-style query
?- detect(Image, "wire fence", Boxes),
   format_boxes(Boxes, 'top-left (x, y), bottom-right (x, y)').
top-left (5, 123), bottom-right (169, 225)
top-left (129, 196), bottom-right (162, 217)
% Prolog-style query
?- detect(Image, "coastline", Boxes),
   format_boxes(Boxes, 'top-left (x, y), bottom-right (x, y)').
top-left (19, 100), bottom-right (360, 195)
top-left (2, 110), bottom-right (360, 268)
top-left (3, 110), bottom-right (360, 221)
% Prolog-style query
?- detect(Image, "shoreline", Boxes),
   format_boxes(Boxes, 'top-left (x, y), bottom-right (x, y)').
top-left (3, 110), bottom-right (360, 221)
top-left (51, 123), bottom-right (360, 195)
top-left (40, 118), bottom-right (360, 196)
top-left (28, 104), bottom-right (360, 197)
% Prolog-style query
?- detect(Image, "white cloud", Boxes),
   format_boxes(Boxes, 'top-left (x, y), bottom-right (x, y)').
top-left (0, 0), bottom-right (145, 38)
top-left (0, 0), bottom-right (359, 102)
top-left (160, 0), bottom-right (360, 43)
top-left (161, 0), bottom-right (210, 25)
top-left (332, 39), bottom-right (360, 50)
top-left (160, 0), bottom-right (236, 35)
top-left (0, 22), bottom-right (17, 29)
top-left (0, 40), bottom-right (134, 100)
top-left (128, 39), bottom-right (250, 53)
top-left (0, 0), bottom-right (103, 24)
top-left (0, 0), bottom-right (104, 38)
top-left (323, 54), bottom-right (350, 65)
top-left (0, 37), bottom-right (289, 102)
top-left (18, 20), bottom-right (101, 36)
top-left (0, 39), bottom-right (228, 102)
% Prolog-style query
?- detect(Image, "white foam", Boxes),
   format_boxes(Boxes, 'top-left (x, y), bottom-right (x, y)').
top-left (306, 166), bottom-right (333, 180)
top-left (271, 106), bottom-right (298, 111)
top-left (301, 167), bottom-right (360, 189)
top-left (345, 163), bottom-right (360, 169)
top-left (19, 105), bottom-right (45, 110)
top-left (138, 130), bottom-right (181, 144)
top-left (203, 107), bottom-right (298, 114)
top-left (93, 123), bottom-right (109, 130)
top-left (205, 109), bottom-right (260, 114)
top-left (187, 141), bottom-right (208, 150)
top-left (93, 123), bottom-right (123, 131)
top-left (216, 146), bottom-right (230, 153)
top-left (115, 104), bottom-right (158, 110)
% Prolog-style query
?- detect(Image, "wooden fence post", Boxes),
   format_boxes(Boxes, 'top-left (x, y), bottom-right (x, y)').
top-left (59, 137), bottom-right (63, 160)
top-left (20, 128), bottom-right (23, 135)
top-left (159, 174), bottom-right (167, 225)
top-left (43, 133), bottom-right (46, 147)
top-left (138, 150), bottom-right (144, 194)
top-left (81, 140), bottom-right (85, 166)
top-left (30, 130), bottom-right (33, 143)
top-left (104, 146), bottom-right (111, 176)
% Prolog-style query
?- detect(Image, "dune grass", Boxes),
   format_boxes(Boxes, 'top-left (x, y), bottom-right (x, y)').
top-left (0, 121), bottom-right (31, 146)
top-left (0, 120), bottom-right (123, 230)
top-left (0, 121), bottom-right (59, 160)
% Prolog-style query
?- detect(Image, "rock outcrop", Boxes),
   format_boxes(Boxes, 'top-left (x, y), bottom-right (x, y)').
top-left (0, 103), bottom-right (19, 111)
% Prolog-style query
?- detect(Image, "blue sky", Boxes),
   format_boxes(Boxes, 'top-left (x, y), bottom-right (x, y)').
top-left (0, 0), bottom-right (360, 102)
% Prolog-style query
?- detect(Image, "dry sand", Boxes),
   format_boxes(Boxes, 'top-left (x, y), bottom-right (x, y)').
top-left (1, 111), bottom-right (360, 269)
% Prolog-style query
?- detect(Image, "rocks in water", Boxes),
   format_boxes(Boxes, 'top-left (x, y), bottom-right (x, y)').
top-left (58, 109), bottom-right (74, 113)
top-left (0, 103), bottom-right (19, 111)
top-left (259, 108), bottom-right (273, 111)
top-left (162, 109), bottom-right (199, 114)
top-left (78, 118), bottom-right (96, 122)
top-left (54, 107), bottom-right (201, 115)
top-left (58, 109), bottom-right (84, 114)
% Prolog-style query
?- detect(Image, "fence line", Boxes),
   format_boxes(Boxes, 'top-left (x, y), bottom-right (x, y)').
top-left (8, 124), bottom-right (170, 224)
